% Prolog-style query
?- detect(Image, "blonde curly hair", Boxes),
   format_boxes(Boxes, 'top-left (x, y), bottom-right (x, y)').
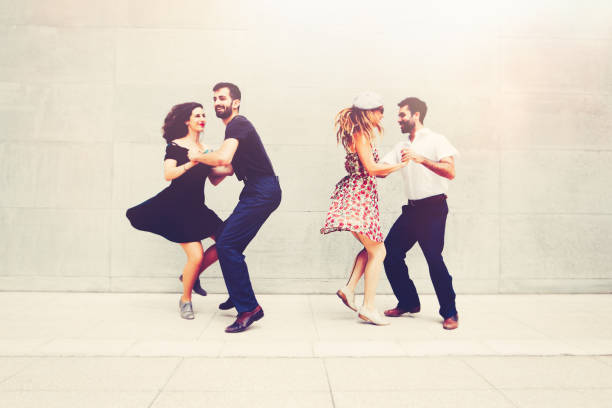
top-left (335, 107), bottom-right (383, 151)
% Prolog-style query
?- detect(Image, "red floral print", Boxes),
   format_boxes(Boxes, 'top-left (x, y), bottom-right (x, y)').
top-left (320, 147), bottom-right (384, 243)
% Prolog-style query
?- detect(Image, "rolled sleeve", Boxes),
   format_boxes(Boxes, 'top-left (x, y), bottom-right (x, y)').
top-left (435, 135), bottom-right (459, 161)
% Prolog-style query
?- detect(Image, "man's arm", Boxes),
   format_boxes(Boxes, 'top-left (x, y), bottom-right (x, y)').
top-left (207, 164), bottom-right (234, 186)
top-left (188, 138), bottom-right (239, 167)
top-left (402, 149), bottom-right (455, 180)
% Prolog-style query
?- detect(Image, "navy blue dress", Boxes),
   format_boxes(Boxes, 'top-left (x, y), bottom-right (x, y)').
top-left (126, 143), bottom-right (223, 243)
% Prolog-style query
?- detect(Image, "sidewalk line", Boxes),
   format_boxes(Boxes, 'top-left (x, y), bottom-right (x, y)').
top-left (146, 356), bottom-right (184, 408)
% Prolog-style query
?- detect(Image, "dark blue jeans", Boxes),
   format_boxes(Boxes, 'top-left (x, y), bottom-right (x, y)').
top-left (216, 176), bottom-right (281, 314)
top-left (383, 199), bottom-right (457, 319)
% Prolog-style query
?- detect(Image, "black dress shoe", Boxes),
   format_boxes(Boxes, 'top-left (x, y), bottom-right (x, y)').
top-left (218, 297), bottom-right (235, 310)
top-left (225, 305), bottom-right (264, 333)
top-left (179, 275), bottom-right (207, 297)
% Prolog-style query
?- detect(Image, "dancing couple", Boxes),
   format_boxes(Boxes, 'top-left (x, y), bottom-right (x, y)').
top-left (127, 82), bottom-right (280, 333)
top-left (322, 93), bottom-right (459, 330)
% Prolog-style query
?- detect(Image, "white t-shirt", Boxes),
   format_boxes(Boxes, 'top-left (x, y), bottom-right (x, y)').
top-left (382, 128), bottom-right (458, 200)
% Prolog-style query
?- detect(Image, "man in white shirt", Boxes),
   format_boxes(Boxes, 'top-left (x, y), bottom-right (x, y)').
top-left (381, 97), bottom-right (459, 330)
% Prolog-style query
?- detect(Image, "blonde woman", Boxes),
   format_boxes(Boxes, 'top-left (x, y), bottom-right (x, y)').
top-left (321, 92), bottom-right (407, 325)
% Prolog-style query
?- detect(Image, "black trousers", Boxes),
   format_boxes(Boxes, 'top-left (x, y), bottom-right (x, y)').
top-left (383, 198), bottom-right (457, 318)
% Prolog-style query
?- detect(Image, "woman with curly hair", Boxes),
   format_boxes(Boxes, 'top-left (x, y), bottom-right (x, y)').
top-left (321, 92), bottom-right (406, 325)
top-left (126, 102), bottom-right (233, 320)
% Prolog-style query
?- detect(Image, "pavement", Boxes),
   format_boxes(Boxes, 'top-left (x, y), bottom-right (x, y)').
top-left (0, 292), bottom-right (611, 407)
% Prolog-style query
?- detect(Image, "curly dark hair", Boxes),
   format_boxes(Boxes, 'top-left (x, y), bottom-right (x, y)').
top-left (162, 102), bottom-right (203, 142)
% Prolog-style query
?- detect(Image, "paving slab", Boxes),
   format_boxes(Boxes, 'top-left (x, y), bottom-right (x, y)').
top-left (125, 340), bottom-right (224, 357)
top-left (0, 358), bottom-right (35, 383)
top-left (500, 389), bottom-right (612, 408)
top-left (463, 356), bottom-right (612, 389)
top-left (151, 391), bottom-right (334, 408)
top-left (165, 358), bottom-right (329, 391)
top-left (0, 357), bottom-right (180, 391)
top-left (325, 357), bottom-right (491, 391)
top-left (332, 390), bottom-right (517, 408)
top-left (0, 391), bottom-right (156, 408)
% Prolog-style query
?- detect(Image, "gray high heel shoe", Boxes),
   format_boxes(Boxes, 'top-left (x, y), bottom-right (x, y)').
top-left (179, 299), bottom-right (194, 320)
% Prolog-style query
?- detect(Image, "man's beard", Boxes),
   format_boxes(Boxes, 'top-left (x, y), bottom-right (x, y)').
top-left (400, 121), bottom-right (414, 134)
top-left (215, 105), bottom-right (232, 119)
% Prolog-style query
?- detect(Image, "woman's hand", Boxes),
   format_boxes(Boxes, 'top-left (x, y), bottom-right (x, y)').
top-left (187, 148), bottom-right (199, 162)
top-left (187, 148), bottom-right (201, 162)
top-left (401, 148), bottom-right (425, 164)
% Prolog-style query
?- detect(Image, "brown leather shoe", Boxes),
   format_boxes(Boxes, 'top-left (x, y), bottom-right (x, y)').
top-left (384, 305), bottom-right (421, 317)
top-left (443, 314), bottom-right (459, 330)
top-left (225, 305), bottom-right (264, 333)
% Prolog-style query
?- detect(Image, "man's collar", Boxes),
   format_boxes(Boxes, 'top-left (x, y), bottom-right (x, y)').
top-left (410, 127), bottom-right (429, 139)
top-left (224, 113), bottom-right (240, 126)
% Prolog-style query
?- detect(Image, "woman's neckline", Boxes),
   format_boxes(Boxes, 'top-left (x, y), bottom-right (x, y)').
top-left (171, 141), bottom-right (201, 151)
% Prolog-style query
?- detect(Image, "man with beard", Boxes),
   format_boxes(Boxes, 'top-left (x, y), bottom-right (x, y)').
top-left (380, 97), bottom-right (460, 330)
top-left (188, 82), bottom-right (281, 333)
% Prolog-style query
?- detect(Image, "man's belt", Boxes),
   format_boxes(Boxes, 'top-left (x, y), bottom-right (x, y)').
top-left (243, 174), bottom-right (277, 182)
top-left (407, 194), bottom-right (447, 207)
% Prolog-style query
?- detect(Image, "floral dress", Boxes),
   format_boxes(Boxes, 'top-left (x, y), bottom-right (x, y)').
top-left (320, 147), bottom-right (384, 242)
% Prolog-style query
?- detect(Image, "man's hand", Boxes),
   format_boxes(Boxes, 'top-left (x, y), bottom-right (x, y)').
top-left (401, 148), bottom-right (425, 164)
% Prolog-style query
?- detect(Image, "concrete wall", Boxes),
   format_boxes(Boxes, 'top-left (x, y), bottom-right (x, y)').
top-left (1, 0), bottom-right (611, 294)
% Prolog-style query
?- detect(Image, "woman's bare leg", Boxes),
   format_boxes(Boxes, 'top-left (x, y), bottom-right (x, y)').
top-left (344, 247), bottom-right (367, 293)
top-left (179, 241), bottom-right (204, 302)
top-left (352, 232), bottom-right (386, 311)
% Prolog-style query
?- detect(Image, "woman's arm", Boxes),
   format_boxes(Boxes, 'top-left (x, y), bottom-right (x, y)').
top-left (354, 132), bottom-right (406, 177)
top-left (163, 159), bottom-right (197, 181)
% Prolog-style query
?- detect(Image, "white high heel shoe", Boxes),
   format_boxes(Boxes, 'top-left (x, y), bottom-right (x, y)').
top-left (358, 306), bottom-right (390, 326)
top-left (336, 287), bottom-right (357, 311)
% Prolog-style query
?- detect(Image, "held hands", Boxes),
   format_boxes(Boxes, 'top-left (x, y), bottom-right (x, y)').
top-left (401, 148), bottom-right (425, 164)
top-left (187, 148), bottom-right (202, 163)
top-left (188, 146), bottom-right (213, 163)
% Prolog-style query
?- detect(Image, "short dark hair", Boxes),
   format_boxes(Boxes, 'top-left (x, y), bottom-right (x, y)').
top-left (162, 102), bottom-right (202, 142)
top-left (398, 97), bottom-right (427, 124)
top-left (213, 82), bottom-right (241, 100)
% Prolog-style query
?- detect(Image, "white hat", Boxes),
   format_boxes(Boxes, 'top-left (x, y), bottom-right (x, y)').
top-left (352, 91), bottom-right (383, 110)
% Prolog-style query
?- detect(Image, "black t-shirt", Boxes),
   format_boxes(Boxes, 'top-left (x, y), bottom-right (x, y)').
top-left (224, 115), bottom-right (275, 181)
